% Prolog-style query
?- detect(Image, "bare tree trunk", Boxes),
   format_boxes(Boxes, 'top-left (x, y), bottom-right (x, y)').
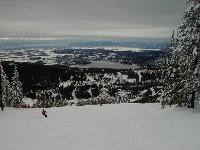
top-left (0, 67), bottom-right (3, 111)
top-left (191, 91), bottom-right (195, 109)
top-left (0, 100), bottom-right (3, 111)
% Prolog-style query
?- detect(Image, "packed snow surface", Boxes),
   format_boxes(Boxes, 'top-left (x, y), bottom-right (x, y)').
top-left (0, 104), bottom-right (200, 150)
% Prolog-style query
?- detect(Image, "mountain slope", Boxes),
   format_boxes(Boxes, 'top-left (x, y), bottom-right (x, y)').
top-left (0, 104), bottom-right (199, 150)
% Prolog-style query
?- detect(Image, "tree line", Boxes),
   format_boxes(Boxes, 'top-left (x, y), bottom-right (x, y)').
top-left (162, 0), bottom-right (200, 108)
top-left (0, 64), bottom-right (23, 111)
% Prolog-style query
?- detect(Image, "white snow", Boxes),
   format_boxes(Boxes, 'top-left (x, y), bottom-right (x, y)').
top-left (127, 78), bottom-right (136, 83)
top-left (65, 47), bottom-right (160, 52)
top-left (60, 80), bottom-right (72, 88)
top-left (22, 97), bottom-right (37, 107)
top-left (137, 70), bottom-right (142, 82)
top-left (140, 89), bottom-right (148, 95)
top-left (0, 104), bottom-right (200, 150)
top-left (193, 47), bottom-right (198, 56)
top-left (194, 3), bottom-right (200, 10)
top-left (150, 87), bottom-right (156, 96)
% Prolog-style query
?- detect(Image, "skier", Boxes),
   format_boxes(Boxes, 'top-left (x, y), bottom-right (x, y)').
top-left (42, 109), bottom-right (47, 117)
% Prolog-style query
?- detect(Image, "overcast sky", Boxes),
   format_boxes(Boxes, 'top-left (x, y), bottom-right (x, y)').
top-left (0, 0), bottom-right (188, 40)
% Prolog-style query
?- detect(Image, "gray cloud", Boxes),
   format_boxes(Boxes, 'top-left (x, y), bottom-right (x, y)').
top-left (0, 0), bottom-right (188, 39)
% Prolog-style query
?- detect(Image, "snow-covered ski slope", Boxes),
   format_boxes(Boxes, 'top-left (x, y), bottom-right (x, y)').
top-left (0, 104), bottom-right (199, 150)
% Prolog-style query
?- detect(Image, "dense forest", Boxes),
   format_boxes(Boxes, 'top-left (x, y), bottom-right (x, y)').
top-left (0, 61), bottom-right (163, 108)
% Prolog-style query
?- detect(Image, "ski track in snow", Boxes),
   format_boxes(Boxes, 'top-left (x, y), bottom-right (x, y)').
top-left (0, 103), bottom-right (200, 150)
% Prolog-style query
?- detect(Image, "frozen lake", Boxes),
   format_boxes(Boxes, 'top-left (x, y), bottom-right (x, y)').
top-left (70, 61), bottom-right (140, 69)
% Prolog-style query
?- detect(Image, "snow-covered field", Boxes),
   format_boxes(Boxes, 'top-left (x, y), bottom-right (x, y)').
top-left (0, 104), bottom-right (199, 150)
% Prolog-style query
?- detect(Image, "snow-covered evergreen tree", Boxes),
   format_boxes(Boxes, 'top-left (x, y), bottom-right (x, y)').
top-left (11, 66), bottom-right (23, 108)
top-left (0, 63), bottom-right (12, 108)
top-left (163, 0), bottom-right (200, 108)
top-left (177, 0), bottom-right (200, 108)
top-left (163, 30), bottom-right (187, 106)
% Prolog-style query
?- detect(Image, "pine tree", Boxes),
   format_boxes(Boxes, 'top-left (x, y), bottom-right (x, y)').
top-left (162, 30), bottom-right (185, 107)
top-left (177, 0), bottom-right (200, 108)
top-left (0, 63), bottom-right (12, 108)
top-left (163, 0), bottom-right (200, 108)
top-left (11, 66), bottom-right (23, 108)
